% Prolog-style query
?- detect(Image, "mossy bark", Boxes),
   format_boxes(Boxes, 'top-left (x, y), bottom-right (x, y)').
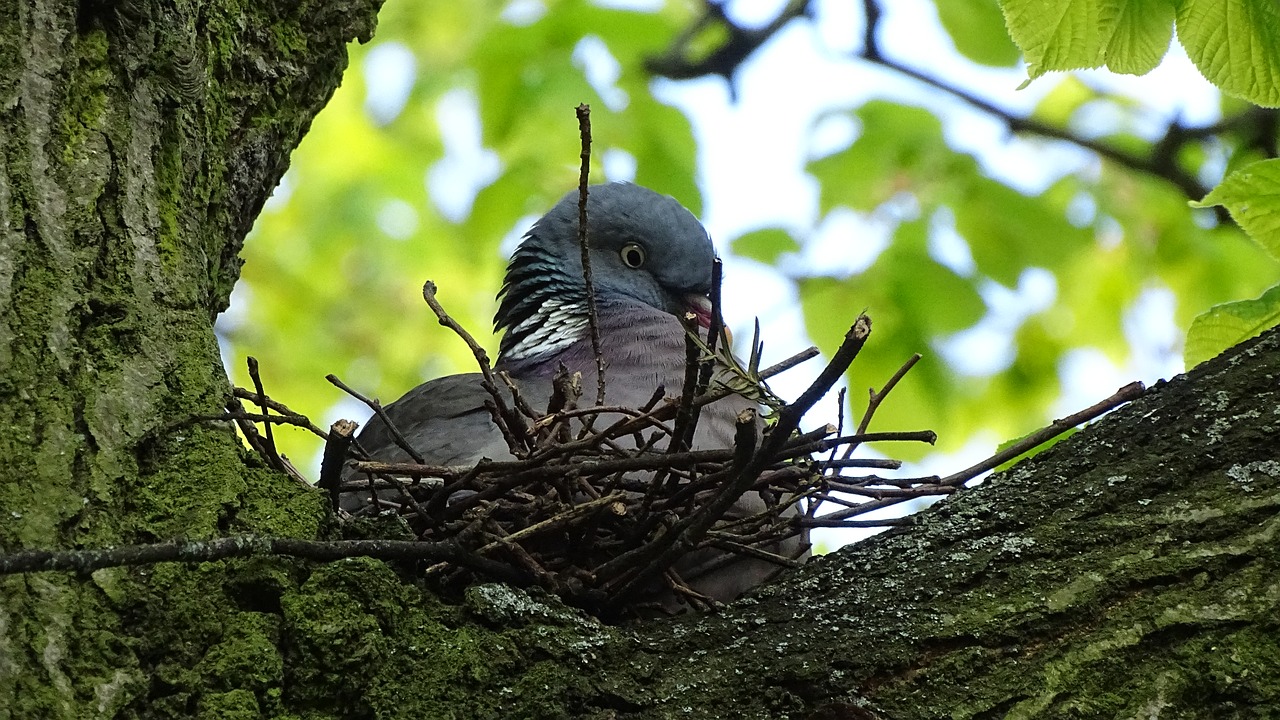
top-left (2, 1), bottom-right (1279, 719)
top-left (0, 1), bottom-right (379, 716)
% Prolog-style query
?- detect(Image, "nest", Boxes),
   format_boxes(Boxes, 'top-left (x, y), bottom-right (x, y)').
top-left (224, 280), bottom-right (1136, 618)
top-left (229, 296), bottom-right (953, 617)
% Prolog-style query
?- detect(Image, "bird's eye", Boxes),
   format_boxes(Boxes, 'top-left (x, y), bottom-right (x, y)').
top-left (620, 243), bottom-right (646, 269)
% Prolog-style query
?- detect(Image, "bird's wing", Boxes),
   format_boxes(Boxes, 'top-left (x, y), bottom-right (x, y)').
top-left (343, 372), bottom-right (554, 473)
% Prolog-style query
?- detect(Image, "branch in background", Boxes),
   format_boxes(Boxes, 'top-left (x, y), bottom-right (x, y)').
top-left (646, 0), bottom-right (1280, 207)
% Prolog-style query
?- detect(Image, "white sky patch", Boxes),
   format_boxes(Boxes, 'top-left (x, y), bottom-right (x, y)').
top-left (1124, 285), bottom-right (1183, 380)
top-left (1065, 191), bottom-right (1098, 227)
top-left (807, 111), bottom-right (858, 160)
top-left (1054, 347), bottom-right (1128, 417)
top-left (591, 0), bottom-right (661, 10)
top-left (603, 147), bottom-right (638, 182)
top-left (499, 213), bottom-right (542, 258)
top-left (936, 268), bottom-right (1057, 377)
top-left (261, 171), bottom-right (294, 213)
top-left (376, 198), bottom-right (420, 241)
top-left (928, 207), bottom-right (976, 277)
top-left (574, 35), bottom-right (628, 111)
top-left (218, 283), bottom-right (253, 334)
top-left (793, 207), bottom-right (888, 277)
top-left (363, 42), bottom-right (417, 126)
top-left (427, 88), bottom-right (502, 223)
top-left (501, 0), bottom-right (545, 26)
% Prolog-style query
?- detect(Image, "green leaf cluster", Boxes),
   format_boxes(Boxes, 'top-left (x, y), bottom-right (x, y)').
top-left (998, 0), bottom-right (1280, 367)
top-left (802, 96), bottom-right (1270, 453)
top-left (999, 0), bottom-right (1280, 107)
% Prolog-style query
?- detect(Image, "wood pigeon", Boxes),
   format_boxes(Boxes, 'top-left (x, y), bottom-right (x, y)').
top-left (342, 182), bottom-right (802, 608)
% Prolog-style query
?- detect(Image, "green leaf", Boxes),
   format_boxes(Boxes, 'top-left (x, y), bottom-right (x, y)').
top-left (808, 101), bottom-right (966, 214)
top-left (731, 228), bottom-right (801, 265)
top-left (1000, 0), bottom-right (1175, 79)
top-left (1177, 0), bottom-right (1280, 107)
top-left (932, 0), bottom-right (1022, 67)
top-left (1104, 0), bottom-right (1176, 74)
top-left (798, 219), bottom-right (986, 456)
top-left (1031, 75), bottom-right (1097, 125)
top-left (1191, 158), bottom-right (1280, 262)
top-left (950, 176), bottom-right (1092, 286)
top-left (1185, 284), bottom-right (1280, 366)
top-left (993, 426), bottom-right (1079, 471)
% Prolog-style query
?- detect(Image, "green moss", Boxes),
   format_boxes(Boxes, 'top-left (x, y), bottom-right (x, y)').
top-left (273, 564), bottom-right (632, 719)
top-left (60, 29), bottom-right (111, 165)
top-left (197, 688), bottom-right (261, 719)
top-left (196, 612), bottom-right (285, 700)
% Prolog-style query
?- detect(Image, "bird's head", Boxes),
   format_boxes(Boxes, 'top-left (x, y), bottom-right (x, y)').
top-left (496, 183), bottom-right (716, 362)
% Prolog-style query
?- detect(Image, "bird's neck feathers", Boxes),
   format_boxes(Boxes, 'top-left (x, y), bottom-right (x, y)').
top-left (494, 242), bottom-right (592, 364)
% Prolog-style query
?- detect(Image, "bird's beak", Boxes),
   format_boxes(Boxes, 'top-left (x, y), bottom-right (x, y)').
top-left (684, 294), bottom-right (713, 329)
top-left (683, 294), bottom-right (733, 346)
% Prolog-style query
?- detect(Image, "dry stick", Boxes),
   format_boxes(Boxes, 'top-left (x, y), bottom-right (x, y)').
top-left (203, 410), bottom-right (328, 436)
top-left (801, 516), bottom-right (914, 529)
top-left (350, 426), bottom-right (923, 488)
top-left (672, 259), bottom-right (727, 454)
top-left (246, 357), bottom-right (284, 472)
top-left (586, 344), bottom-right (819, 449)
top-left (231, 387), bottom-right (331, 437)
top-left (843, 352), bottom-right (922, 460)
top-left (668, 313), bottom-right (703, 455)
top-left (0, 536), bottom-right (525, 584)
top-left (420, 281), bottom-right (529, 456)
top-left (939, 380), bottom-right (1146, 486)
top-left (225, 396), bottom-right (272, 466)
top-left (498, 370), bottom-right (540, 423)
top-left (819, 386), bottom-right (848, 517)
top-left (473, 493), bottom-right (626, 555)
top-left (604, 315), bottom-right (873, 602)
top-left (326, 373), bottom-right (426, 465)
top-left (808, 486), bottom-right (951, 523)
top-left (575, 103), bottom-right (607, 408)
top-left (816, 430), bottom-right (937, 448)
top-left (819, 458), bottom-right (902, 470)
top-left (318, 419), bottom-right (359, 509)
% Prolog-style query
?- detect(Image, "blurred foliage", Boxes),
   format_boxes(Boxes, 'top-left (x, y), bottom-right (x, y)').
top-left (224, 0), bottom-right (1278, 473)
top-left (996, 0), bottom-right (1280, 367)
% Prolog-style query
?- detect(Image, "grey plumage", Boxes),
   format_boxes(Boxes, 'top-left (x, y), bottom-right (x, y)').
top-left (342, 183), bottom-right (802, 609)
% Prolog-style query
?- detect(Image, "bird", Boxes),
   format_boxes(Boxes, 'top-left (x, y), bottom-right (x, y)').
top-left (341, 182), bottom-right (804, 609)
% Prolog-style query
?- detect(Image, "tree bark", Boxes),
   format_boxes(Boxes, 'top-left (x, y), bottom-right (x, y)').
top-left (0, 1), bottom-right (380, 716)
top-left (3, 1), bottom-right (1279, 719)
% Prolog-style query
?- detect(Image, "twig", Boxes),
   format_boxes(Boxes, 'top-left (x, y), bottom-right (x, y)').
top-left (939, 381), bottom-right (1146, 486)
top-left (421, 281), bottom-right (530, 456)
top-left (230, 387), bottom-right (330, 437)
top-left (326, 373), bottom-right (426, 465)
top-left (575, 103), bottom-right (607, 407)
top-left (668, 312), bottom-right (703, 455)
top-left (677, 258), bottom-right (727, 452)
top-left (246, 357), bottom-right (283, 473)
top-left (606, 317), bottom-right (872, 602)
top-left (318, 419), bottom-right (358, 510)
top-left (475, 494), bottom-right (625, 554)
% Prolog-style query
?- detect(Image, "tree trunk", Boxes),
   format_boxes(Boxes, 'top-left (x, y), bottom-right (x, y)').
top-left (3, 2), bottom-right (1279, 719)
top-left (0, 1), bottom-right (380, 716)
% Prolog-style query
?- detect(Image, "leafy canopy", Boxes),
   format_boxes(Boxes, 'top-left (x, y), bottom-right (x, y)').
top-left (226, 0), bottom-right (1277, 473)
